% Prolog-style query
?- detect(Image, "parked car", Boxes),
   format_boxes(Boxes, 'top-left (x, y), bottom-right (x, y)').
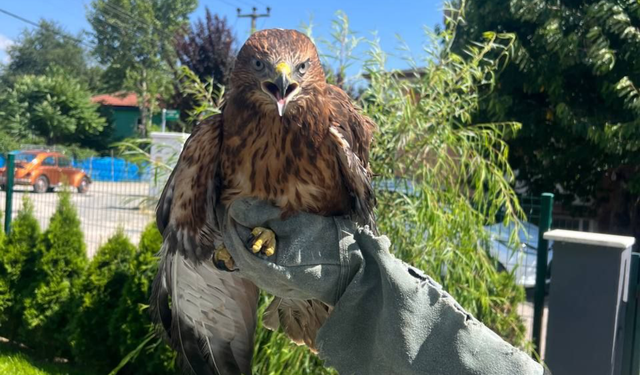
top-left (484, 221), bottom-right (553, 289)
top-left (0, 150), bottom-right (92, 194)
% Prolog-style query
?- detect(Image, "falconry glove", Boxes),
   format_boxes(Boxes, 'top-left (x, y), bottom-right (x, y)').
top-left (222, 197), bottom-right (549, 375)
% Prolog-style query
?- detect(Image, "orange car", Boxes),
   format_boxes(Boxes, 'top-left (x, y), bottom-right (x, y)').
top-left (0, 151), bottom-right (91, 194)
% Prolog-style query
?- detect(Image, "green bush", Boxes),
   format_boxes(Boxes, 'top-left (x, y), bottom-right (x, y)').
top-left (22, 189), bottom-right (87, 357)
top-left (361, 9), bottom-right (527, 345)
top-left (70, 228), bottom-right (136, 371)
top-left (0, 196), bottom-right (41, 339)
top-left (110, 222), bottom-right (175, 375)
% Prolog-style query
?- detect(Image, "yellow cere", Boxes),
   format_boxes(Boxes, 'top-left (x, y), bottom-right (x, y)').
top-left (275, 62), bottom-right (291, 76)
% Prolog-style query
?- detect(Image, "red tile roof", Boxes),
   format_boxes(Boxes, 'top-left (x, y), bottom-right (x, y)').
top-left (92, 92), bottom-right (139, 107)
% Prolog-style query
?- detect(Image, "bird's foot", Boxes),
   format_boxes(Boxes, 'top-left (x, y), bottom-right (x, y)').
top-left (249, 227), bottom-right (276, 257)
top-left (213, 246), bottom-right (235, 271)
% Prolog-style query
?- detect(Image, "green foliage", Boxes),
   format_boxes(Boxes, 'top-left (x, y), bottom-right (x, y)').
top-left (319, 11), bottom-right (363, 96)
top-left (1, 20), bottom-right (102, 92)
top-left (0, 340), bottom-right (99, 375)
top-left (0, 130), bottom-right (21, 153)
top-left (0, 67), bottom-right (109, 150)
top-left (0, 197), bottom-right (41, 338)
top-left (22, 190), bottom-right (88, 357)
top-left (71, 229), bottom-right (136, 371)
top-left (88, 0), bottom-right (197, 136)
top-left (362, 4), bottom-right (527, 347)
top-left (456, 0), bottom-right (640, 236)
top-left (109, 223), bottom-right (175, 375)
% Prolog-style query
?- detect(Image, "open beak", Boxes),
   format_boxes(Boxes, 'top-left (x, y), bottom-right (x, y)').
top-left (261, 62), bottom-right (299, 117)
top-left (274, 73), bottom-right (292, 116)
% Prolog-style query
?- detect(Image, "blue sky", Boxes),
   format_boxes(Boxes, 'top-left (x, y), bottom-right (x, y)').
top-left (0, 0), bottom-right (444, 74)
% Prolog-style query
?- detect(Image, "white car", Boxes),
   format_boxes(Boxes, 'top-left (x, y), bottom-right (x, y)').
top-left (484, 222), bottom-right (553, 289)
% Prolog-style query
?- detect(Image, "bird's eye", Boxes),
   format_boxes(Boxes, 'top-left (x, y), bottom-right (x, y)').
top-left (297, 61), bottom-right (308, 75)
top-left (252, 59), bottom-right (264, 71)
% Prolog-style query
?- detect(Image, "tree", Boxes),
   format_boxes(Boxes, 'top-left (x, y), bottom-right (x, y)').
top-left (88, 0), bottom-right (198, 137)
top-left (171, 7), bottom-right (235, 128)
top-left (174, 7), bottom-right (235, 88)
top-left (0, 67), bottom-right (109, 150)
top-left (455, 0), bottom-right (640, 238)
top-left (71, 229), bottom-right (136, 371)
top-left (22, 189), bottom-right (88, 357)
top-left (110, 222), bottom-right (176, 375)
top-left (0, 197), bottom-right (41, 339)
top-left (1, 20), bottom-right (102, 91)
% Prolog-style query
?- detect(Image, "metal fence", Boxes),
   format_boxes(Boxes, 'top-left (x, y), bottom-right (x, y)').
top-left (1, 154), bottom-right (156, 257)
top-left (0, 151), bottom-right (576, 358)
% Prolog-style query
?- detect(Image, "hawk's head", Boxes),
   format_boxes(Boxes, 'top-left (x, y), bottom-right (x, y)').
top-left (230, 29), bottom-right (325, 118)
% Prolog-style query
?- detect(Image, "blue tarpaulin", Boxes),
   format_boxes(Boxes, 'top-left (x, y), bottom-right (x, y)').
top-left (0, 155), bottom-right (150, 182)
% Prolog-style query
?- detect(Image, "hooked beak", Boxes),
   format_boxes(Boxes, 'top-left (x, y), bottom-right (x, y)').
top-left (261, 63), bottom-right (299, 117)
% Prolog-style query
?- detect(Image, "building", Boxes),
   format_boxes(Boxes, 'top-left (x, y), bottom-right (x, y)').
top-left (92, 93), bottom-right (165, 140)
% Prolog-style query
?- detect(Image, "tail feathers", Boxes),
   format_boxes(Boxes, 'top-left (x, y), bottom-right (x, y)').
top-left (151, 238), bottom-right (259, 375)
top-left (263, 297), bottom-right (332, 352)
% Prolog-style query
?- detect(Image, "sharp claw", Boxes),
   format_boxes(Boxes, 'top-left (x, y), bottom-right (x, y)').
top-left (264, 246), bottom-right (275, 257)
top-left (252, 239), bottom-right (264, 253)
top-left (214, 247), bottom-right (235, 271)
top-left (249, 227), bottom-right (277, 257)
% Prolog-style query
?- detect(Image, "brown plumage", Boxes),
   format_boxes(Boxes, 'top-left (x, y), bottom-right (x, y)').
top-left (151, 29), bottom-right (377, 375)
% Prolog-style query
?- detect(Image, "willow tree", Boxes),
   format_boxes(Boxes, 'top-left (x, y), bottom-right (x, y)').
top-left (456, 0), bottom-right (640, 238)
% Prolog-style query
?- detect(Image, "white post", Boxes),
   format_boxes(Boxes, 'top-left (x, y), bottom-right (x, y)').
top-left (161, 108), bottom-right (167, 132)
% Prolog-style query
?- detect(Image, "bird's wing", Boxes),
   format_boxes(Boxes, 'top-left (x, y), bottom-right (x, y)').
top-left (326, 84), bottom-right (378, 232)
top-left (151, 114), bottom-right (259, 375)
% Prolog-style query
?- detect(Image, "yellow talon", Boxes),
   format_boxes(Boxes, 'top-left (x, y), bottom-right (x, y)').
top-left (251, 239), bottom-right (264, 253)
top-left (264, 245), bottom-right (275, 257)
top-left (214, 246), bottom-right (235, 270)
top-left (250, 227), bottom-right (276, 257)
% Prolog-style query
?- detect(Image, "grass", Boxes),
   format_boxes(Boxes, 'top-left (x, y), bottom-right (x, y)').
top-left (0, 339), bottom-right (96, 375)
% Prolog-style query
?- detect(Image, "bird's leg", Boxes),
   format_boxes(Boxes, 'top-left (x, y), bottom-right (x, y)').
top-left (249, 227), bottom-right (276, 257)
top-left (213, 245), bottom-right (235, 271)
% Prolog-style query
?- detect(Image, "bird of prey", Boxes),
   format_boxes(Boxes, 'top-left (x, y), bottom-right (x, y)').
top-left (151, 28), bottom-right (377, 375)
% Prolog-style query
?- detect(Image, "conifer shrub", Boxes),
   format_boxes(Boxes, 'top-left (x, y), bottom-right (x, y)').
top-left (110, 222), bottom-right (175, 375)
top-left (0, 196), bottom-right (41, 339)
top-left (22, 189), bottom-right (87, 357)
top-left (70, 228), bottom-right (136, 371)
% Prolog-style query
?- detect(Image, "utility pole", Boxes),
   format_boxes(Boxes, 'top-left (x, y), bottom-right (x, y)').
top-left (237, 6), bottom-right (271, 34)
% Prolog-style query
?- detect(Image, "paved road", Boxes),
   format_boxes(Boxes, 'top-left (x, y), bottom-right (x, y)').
top-left (0, 182), bottom-right (154, 257)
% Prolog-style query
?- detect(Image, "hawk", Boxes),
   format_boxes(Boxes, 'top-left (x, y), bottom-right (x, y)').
top-left (151, 28), bottom-right (377, 375)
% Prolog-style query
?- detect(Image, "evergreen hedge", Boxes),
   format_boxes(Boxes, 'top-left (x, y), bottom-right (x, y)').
top-left (71, 228), bottom-right (136, 371)
top-left (22, 189), bottom-right (88, 357)
top-left (0, 196), bottom-right (41, 338)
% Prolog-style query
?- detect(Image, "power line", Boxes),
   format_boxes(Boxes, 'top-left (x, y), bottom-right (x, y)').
top-left (0, 8), bottom-right (38, 28)
top-left (233, 0), bottom-right (260, 7)
top-left (213, 0), bottom-right (244, 9)
top-left (253, 0), bottom-right (270, 7)
top-left (0, 7), bottom-right (94, 49)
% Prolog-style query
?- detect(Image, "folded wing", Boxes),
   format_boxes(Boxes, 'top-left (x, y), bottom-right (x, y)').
top-left (151, 115), bottom-right (259, 375)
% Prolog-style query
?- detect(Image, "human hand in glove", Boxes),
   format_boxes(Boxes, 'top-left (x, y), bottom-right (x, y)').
top-left (222, 197), bottom-right (551, 375)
